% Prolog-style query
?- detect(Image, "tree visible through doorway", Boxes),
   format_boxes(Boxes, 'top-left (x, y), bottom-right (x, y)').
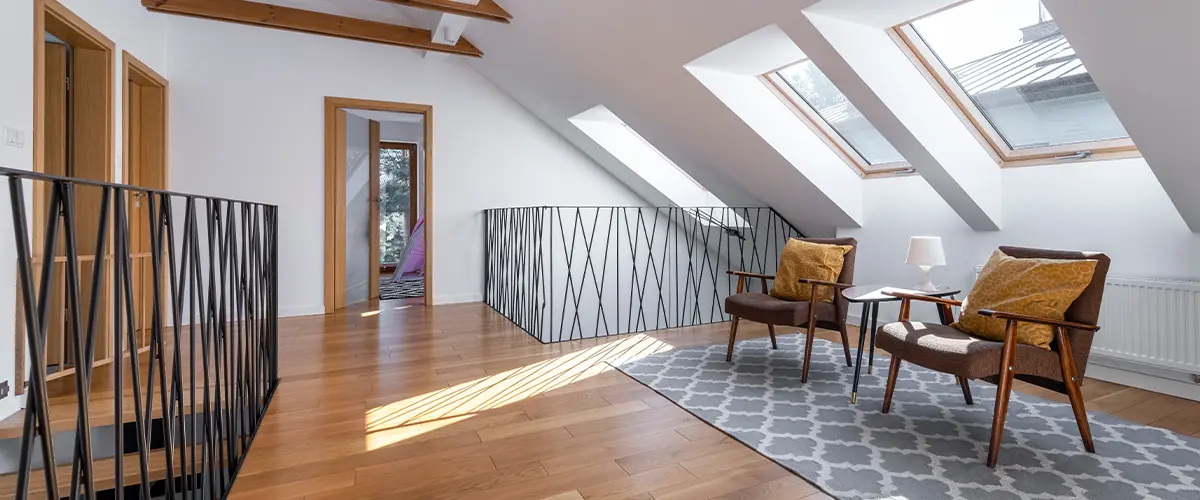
top-left (379, 147), bottom-right (412, 264)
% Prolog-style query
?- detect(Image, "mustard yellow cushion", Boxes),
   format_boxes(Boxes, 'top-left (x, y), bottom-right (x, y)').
top-left (953, 250), bottom-right (1097, 349)
top-left (769, 239), bottom-right (853, 303)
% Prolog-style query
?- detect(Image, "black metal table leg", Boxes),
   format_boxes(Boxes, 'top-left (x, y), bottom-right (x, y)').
top-left (867, 302), bottom-right (880, 374)
top-left (851, 302), bottom-right (870, 404)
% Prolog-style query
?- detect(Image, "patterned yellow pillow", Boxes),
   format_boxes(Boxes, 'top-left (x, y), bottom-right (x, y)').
top-left (953, 250), bottom-right (1097, 349)
top-left (769, 239), bottom-right (853, 303)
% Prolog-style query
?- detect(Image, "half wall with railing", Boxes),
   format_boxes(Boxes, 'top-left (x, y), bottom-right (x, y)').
top-left (0, 167), bottom-right (279, 499)
top-left (484, 206), bottom-right (802, 343)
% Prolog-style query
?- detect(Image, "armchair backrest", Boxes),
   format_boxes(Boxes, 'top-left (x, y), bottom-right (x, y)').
top-left (997, 246), bottom-right (1110, 376)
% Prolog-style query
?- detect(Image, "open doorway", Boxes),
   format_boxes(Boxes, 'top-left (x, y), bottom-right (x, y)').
top-left (324, 98), bottom-right (432, 312)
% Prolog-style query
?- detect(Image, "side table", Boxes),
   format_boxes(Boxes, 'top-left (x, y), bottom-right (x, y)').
top-left (841, 284), bottom-right (961, 403)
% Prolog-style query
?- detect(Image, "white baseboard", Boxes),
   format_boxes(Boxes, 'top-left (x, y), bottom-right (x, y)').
top-left (1087, 364), bottom-right (1200, 402)
top-left (281, 305), bottom-right (326, 318)
top-left (432, 293), bottom-right (484, 305)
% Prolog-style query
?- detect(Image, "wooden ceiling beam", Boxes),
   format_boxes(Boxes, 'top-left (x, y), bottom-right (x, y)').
top-left (378, 0), bottom-right (512, 24)
top-left (142, 0), bottom-right (483, 57)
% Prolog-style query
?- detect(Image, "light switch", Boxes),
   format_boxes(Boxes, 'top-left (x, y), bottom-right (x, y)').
top-left (3, 127), bottom-right (25, 149)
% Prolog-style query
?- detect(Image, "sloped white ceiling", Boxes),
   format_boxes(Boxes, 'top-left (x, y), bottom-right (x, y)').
top-left (462, 0), bottom-right (871, 235)
top-left (1044, 0), bottom-right (1200, 232)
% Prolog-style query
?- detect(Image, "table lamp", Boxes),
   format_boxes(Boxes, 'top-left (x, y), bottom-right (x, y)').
top-left (906, 236), bottom-right (946, 292)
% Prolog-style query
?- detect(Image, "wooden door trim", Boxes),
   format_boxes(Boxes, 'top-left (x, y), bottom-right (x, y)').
top-left (368, 120), bottom-right (381, 300)
top-left (324, 97), bottom-right (432, 312)
top-left (26, 0), bottom-right (118, 393)
top-left (121, 50), bottom-right (169, 185)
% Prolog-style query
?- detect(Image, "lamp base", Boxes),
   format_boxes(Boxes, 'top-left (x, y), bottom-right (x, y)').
top-left (913, 265), bottom-right (938, 292)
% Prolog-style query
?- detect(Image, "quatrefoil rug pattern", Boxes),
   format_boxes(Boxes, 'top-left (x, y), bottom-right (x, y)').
top-left (609, 334), bottom-right (1200, 500)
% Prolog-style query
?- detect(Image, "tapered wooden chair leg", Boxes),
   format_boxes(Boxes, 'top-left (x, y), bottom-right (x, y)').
top-left (882, 356), bottom-right (902, 413)
top-left (801, 297), bottom-right (819, 383)
top-left (988, 322), bottom-right (1019, 468)
top-left (767, 324), bottom-right (778, 349)
top-left (801, 322), bottom-right (818, 383)
top-left (957, 376), bottom-right (974, 405)
top-left (726, 317), bottom-right (740, 362)
top-left (1056, 327), bottom-right (1095, 453)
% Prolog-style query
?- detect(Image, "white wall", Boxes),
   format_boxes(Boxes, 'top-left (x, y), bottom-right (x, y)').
top-left (0, 0), bottom-right (168, 420)
top-left (343, 114), bottom-right (371, 304)
top-left (840, 158), bottom-right (1200, 323)
top-left (165, 16), bottom-right (645, 312)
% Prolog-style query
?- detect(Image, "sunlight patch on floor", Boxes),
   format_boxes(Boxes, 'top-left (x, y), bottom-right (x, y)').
top-left (364, 333), bottom-right (673, 450)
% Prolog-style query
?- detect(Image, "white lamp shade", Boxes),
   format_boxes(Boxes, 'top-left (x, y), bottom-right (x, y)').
top-left (906, 236), bottom-right (946, 267)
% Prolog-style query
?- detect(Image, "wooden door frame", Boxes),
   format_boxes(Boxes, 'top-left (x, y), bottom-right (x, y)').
top-left (122, 50), bottom-right (169, 350)
top-left (121, 50), bottom-right (169, 186)
top-left (324, 97), bottom-right (433, 312)
top-left (26, 0), bottom-right (117, 391)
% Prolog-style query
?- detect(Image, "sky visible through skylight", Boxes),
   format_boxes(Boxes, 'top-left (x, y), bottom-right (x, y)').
top-left (913, 0), bottom-right (1047, 68)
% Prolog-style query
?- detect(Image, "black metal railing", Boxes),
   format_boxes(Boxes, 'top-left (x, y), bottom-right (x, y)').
top-left (0, 166), bottom-right (278, 499)
top-left (484, 207), bottom-right (802, 343)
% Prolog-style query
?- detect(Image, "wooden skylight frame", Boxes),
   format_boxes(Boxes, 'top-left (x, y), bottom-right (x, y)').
top-left (890, 21), bottom-right (1140, 168)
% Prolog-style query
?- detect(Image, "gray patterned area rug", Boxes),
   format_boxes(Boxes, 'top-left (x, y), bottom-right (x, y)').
top-left (610, 333), bottom-right (1200, 500)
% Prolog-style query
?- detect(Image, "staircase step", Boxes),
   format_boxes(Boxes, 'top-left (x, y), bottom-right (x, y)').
top-left (0, 444), bottom-right (203, 500)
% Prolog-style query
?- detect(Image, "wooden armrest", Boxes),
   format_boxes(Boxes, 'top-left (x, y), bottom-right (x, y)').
top-left (977, 310), bottom-right (1100, 332)
top-left (796, 277), bottom-right (852, 289)
top-left (883, 291), bottom-right (963, 307)
top-left (727, 270), bottom-right (774, 280)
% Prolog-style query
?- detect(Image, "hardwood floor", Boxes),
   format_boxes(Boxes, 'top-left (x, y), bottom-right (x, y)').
top-left (228, 301), bottom-right (1200, 500)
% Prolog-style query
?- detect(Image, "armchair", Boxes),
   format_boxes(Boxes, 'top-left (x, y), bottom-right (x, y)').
top-left (723, 237), bottom-right (857, 383)
top-left (876, 246), bottom-right (1110, 467)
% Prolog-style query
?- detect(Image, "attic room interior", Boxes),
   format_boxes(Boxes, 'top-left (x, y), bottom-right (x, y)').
top-left (0, 0), bottom-right (1197, 498)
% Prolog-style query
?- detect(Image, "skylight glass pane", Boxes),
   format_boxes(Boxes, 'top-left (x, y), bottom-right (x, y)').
top-left (911, 0), bottom-right (1129, 149)
top-left (569, 106), bottom-right (743, 224)
top-left (777, 61), bottom-right (905, 166)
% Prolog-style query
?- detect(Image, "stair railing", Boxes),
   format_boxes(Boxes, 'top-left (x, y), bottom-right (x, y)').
top-left (0, 166), bottom-right (279, 499)
top-left (484, 206), bottom-right (802, 343)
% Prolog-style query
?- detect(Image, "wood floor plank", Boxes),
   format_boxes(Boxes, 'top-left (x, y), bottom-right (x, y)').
top-left (709, 475), bottom-right (821, 500)
top-left (649, 461), bottom-right (792, 500)
top-left (576, 464), bottom-right (695, 500)
top-left (478, 400), bottom-right (651, 442)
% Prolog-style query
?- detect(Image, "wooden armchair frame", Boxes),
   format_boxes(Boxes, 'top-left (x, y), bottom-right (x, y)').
top-left (726, 271), bottom-right (853, 382)
top-left (880, 291), bottom-right (1098, 467)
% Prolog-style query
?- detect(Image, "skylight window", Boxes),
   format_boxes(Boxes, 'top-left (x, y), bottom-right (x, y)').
top-left (766, 61), bottom-right (909, 177)
top-left (896, 0), bottom-right (1136, 165)
top-left (569, 105), bottom-right (726, 208)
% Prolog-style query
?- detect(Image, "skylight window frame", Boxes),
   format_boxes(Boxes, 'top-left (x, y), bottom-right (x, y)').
top-left (762, 68), bottom-right (913, 179)
top-left (891, 20), bottom-right (1140, 168)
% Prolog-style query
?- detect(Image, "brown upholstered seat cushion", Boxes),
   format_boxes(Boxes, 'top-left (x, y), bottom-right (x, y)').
top-left (877, 321), bottom-right (1064, 380)
top-left (725, 293), bottom-right (838, 327)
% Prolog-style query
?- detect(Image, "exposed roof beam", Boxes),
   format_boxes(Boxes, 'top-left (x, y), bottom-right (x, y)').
top-left (377, 0), bottom-right (512, 24)
top-left (142, 0), bottom-right (484, 58)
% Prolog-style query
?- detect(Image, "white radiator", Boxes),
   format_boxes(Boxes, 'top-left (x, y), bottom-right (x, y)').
top-left (973, 267), bottom-right (1200, 384)
top-left (1092, 276), bottom-right (1200, 383)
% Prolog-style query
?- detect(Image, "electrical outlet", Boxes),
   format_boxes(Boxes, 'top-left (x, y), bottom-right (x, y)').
top-left (3, 127), bottom-right (25, 149)
top-left (0, 381), bottom-right (9, 400)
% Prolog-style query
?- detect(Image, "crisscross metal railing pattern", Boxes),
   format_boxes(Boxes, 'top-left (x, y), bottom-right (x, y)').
top-left (1, 166), bottom-right (278, 499)
top-left (484, 207), bottom-right (802, 343)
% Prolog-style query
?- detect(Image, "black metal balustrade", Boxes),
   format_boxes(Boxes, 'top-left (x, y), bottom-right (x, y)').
top-left (0, 166), bottom-right (279, 499)
top-left (484, 207), bottom-right (802, 343)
